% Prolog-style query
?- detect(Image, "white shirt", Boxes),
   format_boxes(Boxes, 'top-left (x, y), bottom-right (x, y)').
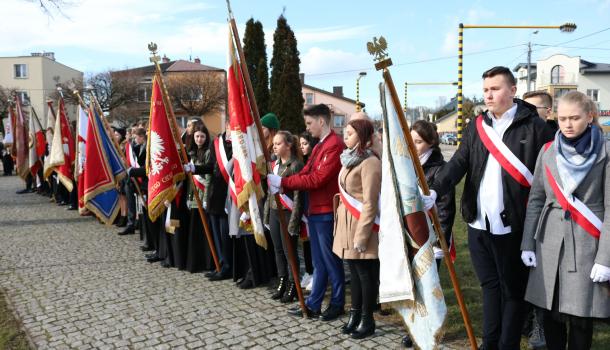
top-left (469, 103), bottom-right (517, 235)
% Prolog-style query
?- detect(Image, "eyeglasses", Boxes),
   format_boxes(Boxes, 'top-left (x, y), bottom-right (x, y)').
top-left (535, 106), bottom-right (549, 110)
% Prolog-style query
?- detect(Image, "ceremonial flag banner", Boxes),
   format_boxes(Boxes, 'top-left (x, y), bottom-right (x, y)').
top-left (14, 95), bottom-right (29, 179)
top-left (378, 83), bottom-right (446, 350)
top-left (145, 75), bottom-right (185, 222)
top-left (28, 107), bottom-right (45, 176)
top-left (45, 98), bottom-right (75, 191)
top-left (227, 31), bottom-right (267, 248)
top-left (76, 105), bottom-right (89, 213)
top-left (43, 101), bottom-right (56, 178)
top-left (82, 107), bottom-right (125, 224)
top-left (3, 107), bottom-right (14, 144)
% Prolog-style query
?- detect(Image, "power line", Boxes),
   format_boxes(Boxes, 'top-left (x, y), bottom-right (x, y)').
top-left (553, 26), bottom-right (610, 46)
top-left (305, 43), bottom-right (526, 77)
top-left (533, 44), bottom-right (610, 51)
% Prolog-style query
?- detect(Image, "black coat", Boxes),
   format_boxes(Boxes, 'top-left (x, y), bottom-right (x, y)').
top-left (423, 148), bottom-right (455, 243)
top-left (194, 133), bottom-right (232, 215)
top-left (431, 99), bottom-right (555, 234)
top-left (128, 142), bottom-right (148, 193)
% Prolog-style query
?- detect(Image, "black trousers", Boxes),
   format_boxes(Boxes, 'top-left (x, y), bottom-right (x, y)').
top-left (468, 226), bottom-right (528, 350)
top-left (347, 259), bottom-right (379, 315)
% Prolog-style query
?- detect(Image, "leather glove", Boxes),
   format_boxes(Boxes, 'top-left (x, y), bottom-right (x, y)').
top-left (590, 263), bottom-right (610, 283)
top-left (521, 250), bottom-right (537, 267)
top-left (267, 174), bottom-right (282, 188)
top-left (183, 163), bottom-right (195, 173)
top-left (421, 190), bottom-right (437, 211)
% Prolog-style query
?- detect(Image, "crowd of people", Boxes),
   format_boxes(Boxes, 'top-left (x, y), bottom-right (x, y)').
top-left (5, 65), bottom-right (609, 349)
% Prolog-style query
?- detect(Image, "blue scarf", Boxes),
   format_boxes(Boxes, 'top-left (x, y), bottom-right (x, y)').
top-left (555, 125), bottom-right (603, 195)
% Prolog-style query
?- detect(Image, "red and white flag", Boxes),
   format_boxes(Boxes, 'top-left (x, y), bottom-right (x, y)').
top-left (3, 107), bottom-right (14, 144)
top-left (228, 29), bottom-right (267, 248)
top-left (46, 97), bottom-right (75, 191)
top-left (43, 101), bottom-right (56, 178)
top-left (28, 107), bottom-right (46, 176)
top-left (13, 95), bottom-right (29, 179)
top-left (76, 105), bottom-right (89, 213)
top-left (146, 75), bottom-right (185, 222)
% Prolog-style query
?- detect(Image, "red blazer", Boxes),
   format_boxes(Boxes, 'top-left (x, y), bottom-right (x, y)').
top-left (282, 130), bottom-right (344, 215)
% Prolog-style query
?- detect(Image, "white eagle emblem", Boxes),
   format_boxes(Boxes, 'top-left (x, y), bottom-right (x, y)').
top-left (150, 131), bottom-right (169, 176)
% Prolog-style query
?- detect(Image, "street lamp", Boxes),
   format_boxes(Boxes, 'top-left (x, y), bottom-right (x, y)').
top-left (356, 71), bottom-right (367, 112)
top-left (456, 22), bottom-right (576, 144)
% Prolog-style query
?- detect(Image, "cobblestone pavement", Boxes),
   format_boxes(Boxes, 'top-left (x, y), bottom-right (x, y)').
top-left (0, 176), bottom-right (406, 350)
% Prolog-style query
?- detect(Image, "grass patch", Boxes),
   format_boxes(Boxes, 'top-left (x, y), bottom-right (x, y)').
top-left (0, 288), bottom-right (31, 350)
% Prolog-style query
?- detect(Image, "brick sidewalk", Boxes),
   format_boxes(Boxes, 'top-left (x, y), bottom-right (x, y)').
top-left (0, 175), bottom-right (441, 349)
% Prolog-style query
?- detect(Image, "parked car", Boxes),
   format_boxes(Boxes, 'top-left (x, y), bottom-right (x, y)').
top-left (441, 133), bottom-right (457, 145)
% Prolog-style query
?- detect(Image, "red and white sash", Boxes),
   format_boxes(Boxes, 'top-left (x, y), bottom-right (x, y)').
top-left (337, 168), bottom-right (380, 233)
top-left (125, 142), bottom-right (139, 168)
top-left (272, 161), bottom-right (309, 238)
top-left (193, 174), bottom-right (206, 192)
top-left (214, 137), bottom-right (237, 204)
top-left (476, 116), bottom-right (533, 187)
top-left (543, 142), bottom-right (601, 239)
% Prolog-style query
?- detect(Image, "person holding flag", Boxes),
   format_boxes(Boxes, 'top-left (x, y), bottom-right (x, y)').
top-left (521, 91), bottom-right (610, 349)
top-left (426, 66), bottom-right (555, 349)
top-left (267, 103), bottom-right (345, 321)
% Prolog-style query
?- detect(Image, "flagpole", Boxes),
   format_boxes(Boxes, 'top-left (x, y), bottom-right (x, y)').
top-left (226, 0), bottom-right (307, 318)
top-left (148, 46), bottom-right (221, 273)
top-left (368, 38), bottom-right (477, 349)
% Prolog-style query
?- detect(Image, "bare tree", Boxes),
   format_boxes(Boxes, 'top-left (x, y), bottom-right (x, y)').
top-left (0, 86), bottom-right (18, 119)
top-left (165, 72), bottom-right (226, 117)
top-left (47, 77), bottom-right (83, 106)
top-left (88, 71), bottom-right (140, 113)
top-left (26, 0), bottom-right (76, 18)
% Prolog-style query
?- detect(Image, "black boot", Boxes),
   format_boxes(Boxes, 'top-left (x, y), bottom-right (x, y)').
top-left (341, 309), bottom-right (361, 334)
top-left (271, 276), bottom-right (287, 300)
top-left (280, 282), bottom-right (296, 303)
top-left (351, 312), bottom-right (375, 339)
top-left (401, 334), bottom-right (413, 348)
top-left (115, 216), bottom-right (127, 227)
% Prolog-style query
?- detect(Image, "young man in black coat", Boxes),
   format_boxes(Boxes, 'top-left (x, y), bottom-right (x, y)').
top-left (426, 67), bottom-right (555, 350)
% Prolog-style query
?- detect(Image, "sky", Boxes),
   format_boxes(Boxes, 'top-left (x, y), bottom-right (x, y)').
top-left (2, 0), bottom-right (610, 117)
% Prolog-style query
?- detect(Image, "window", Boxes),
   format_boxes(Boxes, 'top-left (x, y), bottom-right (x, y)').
top-left (333, 115), bottom-right (345, 128)
top-left (137, 86), bottom-right (151, 102)
top-left (305, 93), bottom-right (314, 105)
top-left (550, 65), bottom-right (564, 84)
top-left (587, 89), bottom-right (599, 102)
top-left (14, 64), bottom-right (27, 78)
top-left (16, 91), bottom-right (30, 105)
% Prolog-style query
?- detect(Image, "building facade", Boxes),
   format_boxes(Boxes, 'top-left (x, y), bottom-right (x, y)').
top-left (113, 58), bottom-right (226, 135)
top-left (0, 53), bottom-right (83, 126)
top-left (300, 74), bottom-right (362, 135)
top-left (514, 54), bottom-right (610, 124)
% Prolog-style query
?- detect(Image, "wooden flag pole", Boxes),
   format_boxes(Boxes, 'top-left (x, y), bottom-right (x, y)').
top-left (369, 38), bottom-right (478, 349)
top-left (148, 48), bottom-right (221, 273)
top-left (227, 0), bottom-right (307, 318)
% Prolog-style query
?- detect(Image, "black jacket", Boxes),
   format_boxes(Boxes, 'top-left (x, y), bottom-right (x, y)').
top-left (128, 142), bottom-right (148, 193)
top-left (423, 148), bottom-right (455, 243)
top-left (194, 133), bottom-right (232, 215)
top-left (431, 99), bottom-right (555, 233)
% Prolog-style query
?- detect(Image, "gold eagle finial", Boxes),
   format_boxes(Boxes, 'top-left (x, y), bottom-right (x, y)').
top-left (367, 36), bottom-right (388, 62)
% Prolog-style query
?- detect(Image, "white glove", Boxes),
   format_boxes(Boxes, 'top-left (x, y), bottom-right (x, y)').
top-left (264, 223), bottom-right (270, 231)
top-left (421, 190), bottom-right (437, 211)
top-left (433, 246), bottom-right (444, 260)
top-left (202, 201), bottom-right (207, 210)
top-left (240, 211), bottom-right (250, 223)
top-left (521, 250), bottom-right (537, 267)
top-left (183, 163), bottom-right (195, 173)
top-left (269, 184), bottom-right (280, 195)
top-left (267, 174), bottom-right (282, 188)
top-left (126, 167), bottom-right (133, 177)
top-left (353, 242), bottom-right (366, 253)
top-left (163, 200), bottom-right (171, 208)
top-left (590, 263), bottom-right (610, 283)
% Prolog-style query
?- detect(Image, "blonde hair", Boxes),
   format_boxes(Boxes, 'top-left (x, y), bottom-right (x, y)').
top-left (559, 90), bottom-right (599, 125)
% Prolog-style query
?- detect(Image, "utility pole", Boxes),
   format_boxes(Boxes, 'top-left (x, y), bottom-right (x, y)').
top-left (527, 41), bottom-right (532, 93)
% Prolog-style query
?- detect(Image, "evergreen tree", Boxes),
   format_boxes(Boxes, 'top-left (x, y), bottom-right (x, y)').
top-left (269, 15), bottom-right (305, 134)
top-left (243, 18), bottom-right (269, 116)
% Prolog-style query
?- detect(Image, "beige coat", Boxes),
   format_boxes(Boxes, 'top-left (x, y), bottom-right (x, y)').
top-left (332, 156), bottom-right (381, 260)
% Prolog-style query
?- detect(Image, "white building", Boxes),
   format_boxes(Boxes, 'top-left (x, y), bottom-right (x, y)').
top-left (0, 52), bottom-right (83, 125)
top-left (514, 54), bottom-right (610, 122)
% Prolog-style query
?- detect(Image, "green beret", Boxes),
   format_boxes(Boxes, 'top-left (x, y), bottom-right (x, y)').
top-left (260, 112), bottom-right (280, 130)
